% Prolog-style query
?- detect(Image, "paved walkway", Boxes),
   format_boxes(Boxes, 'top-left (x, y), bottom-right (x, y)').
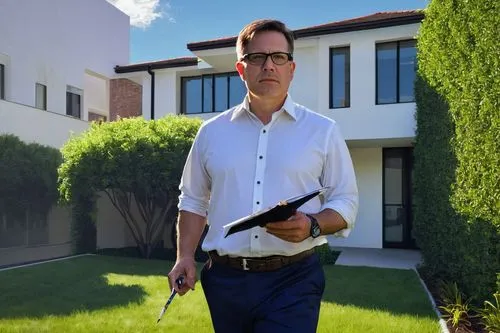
top-left (333, 247), bottom-right (422, 270)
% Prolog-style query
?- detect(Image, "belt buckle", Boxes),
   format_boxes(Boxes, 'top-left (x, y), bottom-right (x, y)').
top-left (242, 258), bottom-right (249, 271)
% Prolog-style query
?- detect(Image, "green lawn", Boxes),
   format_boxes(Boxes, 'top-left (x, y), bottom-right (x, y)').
top-left (0, 255), bottom-right (441, 333)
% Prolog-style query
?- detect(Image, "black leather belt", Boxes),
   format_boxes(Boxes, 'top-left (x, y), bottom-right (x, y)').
top-left (208, 248), bottom-right (315, 272)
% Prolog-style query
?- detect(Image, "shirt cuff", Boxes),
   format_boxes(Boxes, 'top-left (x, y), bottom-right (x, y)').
top-left (321, 201), bottom-right (357, 238)
top-left (178, 194), bottom-right (208, 217)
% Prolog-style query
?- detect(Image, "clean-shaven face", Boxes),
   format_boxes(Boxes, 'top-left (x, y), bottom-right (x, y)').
top-left (236, 31), bottom-right (295, 101)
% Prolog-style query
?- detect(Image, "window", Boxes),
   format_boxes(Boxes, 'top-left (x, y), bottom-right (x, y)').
top-left (181, 72), bottom-right (246, 114)
top-left (0, 64), bottom-right (5, 100)
top-left (35, 83), bottom-right (47, 110)
top-left (376, 40), bottom-right (417, 104)
top-left (329, 47), bottom-right (350, 108)
top-left (66, 85), bottom-right (82, 118)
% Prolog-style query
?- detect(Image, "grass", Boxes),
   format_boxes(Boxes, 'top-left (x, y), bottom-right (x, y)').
top-left (0, 255), bottom-right (441, 333)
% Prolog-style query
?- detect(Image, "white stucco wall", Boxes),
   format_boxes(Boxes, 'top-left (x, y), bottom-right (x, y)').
top-left (292, 24), bottom-right (420, 141)
top-left (328, 148), bottom-right (383, 248)
top-left (0, 100), bottom-right (89, 149)
top-left (290, 45), bottom-right (319, 111)
top-left (154, 71), bottom-right (177, 119)
top-left (84, 73), bottom-right (109, 118)
top-left (0, 0), bottom-right (129, 117)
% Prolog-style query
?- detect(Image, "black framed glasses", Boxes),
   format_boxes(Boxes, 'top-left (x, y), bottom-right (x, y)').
top-left (241, 52), bottom-right (293, 66)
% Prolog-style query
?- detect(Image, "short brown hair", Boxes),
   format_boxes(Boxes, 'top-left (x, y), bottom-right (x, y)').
top-left (236, 19), bottom-right (295, 59)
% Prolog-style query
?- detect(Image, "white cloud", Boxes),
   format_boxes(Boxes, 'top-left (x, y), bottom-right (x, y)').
top-left (106, 0), bottom-right (175, 29)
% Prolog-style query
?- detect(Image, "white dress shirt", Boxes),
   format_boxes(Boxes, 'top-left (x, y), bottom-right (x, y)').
top-left (178, 95), bottom-right (358, 257)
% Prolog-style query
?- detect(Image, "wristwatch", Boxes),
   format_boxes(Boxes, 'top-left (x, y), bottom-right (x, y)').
top-left (306, 214), bottom-right (321, 238)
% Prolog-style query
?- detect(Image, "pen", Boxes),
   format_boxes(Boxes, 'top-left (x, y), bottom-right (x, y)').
top-left (156, 275), bottom-right (184, 323)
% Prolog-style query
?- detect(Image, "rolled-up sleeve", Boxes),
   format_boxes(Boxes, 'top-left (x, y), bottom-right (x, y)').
top-left (177, 126), bottom-right (211, 217)
top-left (321, 122), bottom-right (359, 237)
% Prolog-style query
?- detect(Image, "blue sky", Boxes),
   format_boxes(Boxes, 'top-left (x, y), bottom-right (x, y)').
top-left (107, 0), bottom-right (429, 64)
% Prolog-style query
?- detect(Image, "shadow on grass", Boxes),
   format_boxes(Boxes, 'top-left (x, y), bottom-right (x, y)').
top-left (321, 265), bottom-right (437, 320)
top-left (0, 255), bottom-right (175, 319)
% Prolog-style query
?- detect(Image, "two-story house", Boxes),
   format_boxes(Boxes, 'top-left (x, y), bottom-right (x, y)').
top-left (113, 10), bottom-right (423, 250)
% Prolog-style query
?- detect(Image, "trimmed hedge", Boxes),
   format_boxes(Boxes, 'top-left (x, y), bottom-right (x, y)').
top-left (416, 0), bottom-right (499, 302)
top-left (418, 0), bottom-right (499, 226)
top-left (0, 134), bottom-right (61, 223)
top-left (413, 75), bottom-right (499, 302)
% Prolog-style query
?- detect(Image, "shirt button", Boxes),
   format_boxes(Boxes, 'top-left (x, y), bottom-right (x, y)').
top-left (257, 181), bottom-right (261, 184)
top-left (263, 129), bottom-right (266, 133)
top-left (254, 235), bottom-right (259, 239)
top-left (256, 201), bottom-right (260, 205)
top-left (259, 156), bottom-right (263, 159)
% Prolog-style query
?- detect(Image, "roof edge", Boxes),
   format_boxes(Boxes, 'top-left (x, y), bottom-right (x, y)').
top-left (295, 13), bottom-right (424, 38)
top-left (114, 57), bottom-right (199, 74)
top-left (187, 11), bottom-right (424, 52)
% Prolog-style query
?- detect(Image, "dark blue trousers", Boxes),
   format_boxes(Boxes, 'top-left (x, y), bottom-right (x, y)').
top-left (200, 253), bottom-right (325, 333)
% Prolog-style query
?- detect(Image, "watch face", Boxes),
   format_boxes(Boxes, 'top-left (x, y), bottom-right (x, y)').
top-left (308, 214), bottom-right (321, 238)
top-left (311, 225), bottom-right (321, 238)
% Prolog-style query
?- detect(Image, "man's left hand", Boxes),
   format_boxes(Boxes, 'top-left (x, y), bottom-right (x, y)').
top-left (265, 211), bottom-right (310, 242)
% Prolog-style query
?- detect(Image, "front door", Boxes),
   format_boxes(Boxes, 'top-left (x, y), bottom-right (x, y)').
top-left (383, 148), bottom-right (416, 249)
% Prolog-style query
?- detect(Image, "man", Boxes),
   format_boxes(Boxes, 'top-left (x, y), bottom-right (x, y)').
top-left (168, 19), bottom-right (358, 333)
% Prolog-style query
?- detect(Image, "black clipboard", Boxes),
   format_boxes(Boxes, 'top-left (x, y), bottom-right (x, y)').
top-left (222, 187), bottom-right (329, 238)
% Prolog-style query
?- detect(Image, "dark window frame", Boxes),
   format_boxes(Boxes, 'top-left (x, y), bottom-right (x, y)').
top-left (375, 39), bottom-right (417, 105)
top-left (66, 86), bottom-right (82, 119)
top-left (181, 72), bottom-right (244, 114)
top-left (0, 64), bottom-right (5, 100)
top-left (35, 83), bottom-right (47, 110)
top-left (329, 46), bottom-right (351, 109)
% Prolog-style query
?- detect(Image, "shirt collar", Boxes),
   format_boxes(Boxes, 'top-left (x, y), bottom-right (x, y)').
top-left (230, 94), bottom-right (297, 122)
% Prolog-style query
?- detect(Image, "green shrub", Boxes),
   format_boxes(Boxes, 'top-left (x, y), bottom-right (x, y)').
top-left (414, 74), bottom-right (499, 304)
top-left (58, 116), bottom-right (202, 257)
top-left (315, 244), bottom-right (340, 265)
top-left (0, 134), bottom-right (61, 238)
top-left (415, 0), bottom-right (499, 304)
top-left (418, 0), bottom-right (499, 226)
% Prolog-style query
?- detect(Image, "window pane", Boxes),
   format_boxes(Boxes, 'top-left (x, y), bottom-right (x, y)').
top-left (377, 43), bottom-right (397, 104)
top-left (229, 75), bottom-right (246, 107)
top-left (36, 83), bottom-right (47, 110)
top-left (66, 91), bottom-right (81, 118)
top-left (182, 77), bottom-right (202, 114)
top-left (214, 75), bottom-right (228, 112)
top-left (203, 76), bottom-right (213, 113)
top-left (331, 47), bottom-right (350, 108)
top-left (0, 64), bottom-right (4, 99)
top-left (399, 40), bottom-right (417, 102)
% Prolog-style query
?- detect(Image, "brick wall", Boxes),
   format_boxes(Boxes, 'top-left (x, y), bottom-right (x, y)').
top-left (109, 78), bottom-right (142, 121)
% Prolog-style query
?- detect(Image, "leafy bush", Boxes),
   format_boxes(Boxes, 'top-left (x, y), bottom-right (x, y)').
top-left (413, 76), bottom-right (499, 302)
top-left (415, 0), bottom-right (499, 304)
top-left (58, 115), bottom-right (202, 257)
top-left (418, 0), bottom-right (499, 226)
top-left (315, 244), bottom-right (340, 265)
top-left (0, 134), bottom-right (61, 230)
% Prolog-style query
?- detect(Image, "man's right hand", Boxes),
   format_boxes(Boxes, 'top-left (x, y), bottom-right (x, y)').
top-left (167, 256), bottom-right (197, 296)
